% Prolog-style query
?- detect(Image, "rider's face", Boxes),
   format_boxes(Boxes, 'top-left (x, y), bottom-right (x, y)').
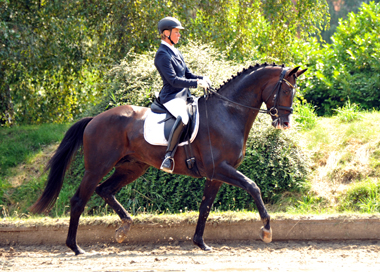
top-left (164, 28), bottom-right (181, 44)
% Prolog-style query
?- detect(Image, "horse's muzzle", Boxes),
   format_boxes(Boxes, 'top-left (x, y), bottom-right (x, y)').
top-left (272, 117), bottom-right (291, 130)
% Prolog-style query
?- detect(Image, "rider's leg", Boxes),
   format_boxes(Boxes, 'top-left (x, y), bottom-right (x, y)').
top-left (160, 98), bottom-right (188, 173)
top-left (160, 116), bottom-right (185, 173)
top-left (163, 98), bottom-right (189, 125)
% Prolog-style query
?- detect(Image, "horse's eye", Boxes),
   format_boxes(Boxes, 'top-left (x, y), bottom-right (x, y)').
top-left (283, 89), bottom-right (291, 95)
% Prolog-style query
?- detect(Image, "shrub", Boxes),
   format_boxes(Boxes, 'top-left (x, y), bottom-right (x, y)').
top-left (293, 100), bottom-right (318, 130)
top-left (240, 114), bottom-right (310, 203)
top-left (302, 2), bottom-right (380, 115)
top-left (4, 114), bottom-right (309, 216)
top-left (101, 42), bottom-right (258, 111)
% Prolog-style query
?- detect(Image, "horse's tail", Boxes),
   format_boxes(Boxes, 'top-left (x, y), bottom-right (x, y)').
top-left (30, 117), bottom-right (93, 214)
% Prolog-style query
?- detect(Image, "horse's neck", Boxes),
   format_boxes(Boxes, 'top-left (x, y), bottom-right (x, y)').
top-left (213, 68), bottom-right (275, 140)
top-left (217, 76), bottom-right (265, 117)
top-left (218, 69), bottom-right (270, 110)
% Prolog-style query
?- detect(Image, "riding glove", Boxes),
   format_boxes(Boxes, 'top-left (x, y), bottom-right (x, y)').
top-left (197, 79), bottom-right (210, 90)
top-left (203, 76), bottom-right (212, 87)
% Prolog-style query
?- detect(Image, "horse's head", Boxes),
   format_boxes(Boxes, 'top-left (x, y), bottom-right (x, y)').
top-left (263, 66), bottom-right (307, 129)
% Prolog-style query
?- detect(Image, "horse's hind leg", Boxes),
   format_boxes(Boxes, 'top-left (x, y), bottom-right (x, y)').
top-left (66, 169), bottom-right (111, 255)
top-left (193, 179), bottom-right (222, 251)
top-left (95, 161), bottom-right (149, 243)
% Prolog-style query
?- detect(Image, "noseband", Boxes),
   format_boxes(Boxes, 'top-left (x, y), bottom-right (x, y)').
top-left (208, 68), bottom-right (296, 118)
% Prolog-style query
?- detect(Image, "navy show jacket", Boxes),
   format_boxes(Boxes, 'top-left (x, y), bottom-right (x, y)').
top-left (154, 44), bottom-right (203, 104)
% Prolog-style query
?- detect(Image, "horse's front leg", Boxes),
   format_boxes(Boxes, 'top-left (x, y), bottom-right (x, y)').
top-left (193, 179), bottom-right (223, 251)
top-left (213, 162), bottom-right (272, 243)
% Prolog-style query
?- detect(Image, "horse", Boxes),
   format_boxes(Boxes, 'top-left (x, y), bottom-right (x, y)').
top-left (31, 63), bottom-right (307, 255)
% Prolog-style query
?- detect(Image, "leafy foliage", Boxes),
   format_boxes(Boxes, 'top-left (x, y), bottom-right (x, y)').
top-left (239, 115), bottom-right (310, 203)
top-left (1, 0), bottom-right (330, 126)
top-left (1, 0), bottom-right (108, 125)
top-left (302, 2), bottom-right (380, 115)
top-left (105, 42), bottom-right (252, 110)
top-left (187, 0), bottom-right (329, 62)
top-left (321, 0), bottom-right (380, 43)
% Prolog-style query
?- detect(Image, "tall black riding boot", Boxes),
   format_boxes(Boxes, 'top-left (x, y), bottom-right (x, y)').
top-left (160, 116), bottom-right (185, 173)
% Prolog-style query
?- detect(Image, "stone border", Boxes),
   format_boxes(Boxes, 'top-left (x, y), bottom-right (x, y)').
top-left (1, 218), bottom-right (380, 245)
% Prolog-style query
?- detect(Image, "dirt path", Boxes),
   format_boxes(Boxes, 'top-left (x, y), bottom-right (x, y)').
top-left (1, 240), bottom-right (380, 271)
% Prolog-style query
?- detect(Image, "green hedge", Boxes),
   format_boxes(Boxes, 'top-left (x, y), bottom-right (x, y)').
top-left (302, 2), bottom-right (380, 115)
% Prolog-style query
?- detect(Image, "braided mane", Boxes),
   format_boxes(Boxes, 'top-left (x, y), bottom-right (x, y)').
top-left (215, 62), bottom-right (285, 92)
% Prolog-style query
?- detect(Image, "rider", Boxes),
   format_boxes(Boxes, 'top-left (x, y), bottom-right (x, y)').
top-left (155, 16), bottom-right (211, 173)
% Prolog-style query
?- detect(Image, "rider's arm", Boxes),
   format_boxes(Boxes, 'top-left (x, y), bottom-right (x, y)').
top-left (155, 50), bottom-right (201, 88)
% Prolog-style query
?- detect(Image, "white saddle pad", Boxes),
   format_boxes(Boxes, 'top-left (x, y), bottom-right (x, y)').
top-left (144, 97), bottom-right (200, 146)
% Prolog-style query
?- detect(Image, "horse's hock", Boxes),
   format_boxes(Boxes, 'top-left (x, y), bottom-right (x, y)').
top-left (1, 216), bottom-right (380, 246)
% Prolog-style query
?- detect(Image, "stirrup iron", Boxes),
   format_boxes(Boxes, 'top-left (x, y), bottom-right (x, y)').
top-left (160, 156), bottom-right (175, 173)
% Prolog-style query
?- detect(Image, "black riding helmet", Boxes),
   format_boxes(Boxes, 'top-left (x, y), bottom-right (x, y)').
top-left (158, 17), bottom-right (184, 34)
top-left (158, 17), bottom-right (184, 45)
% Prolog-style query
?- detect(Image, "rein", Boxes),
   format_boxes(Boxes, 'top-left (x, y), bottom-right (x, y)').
top-left (207, 68), bottom-right (293, 117)
top-left (208, 88), bottom-right (270, 114)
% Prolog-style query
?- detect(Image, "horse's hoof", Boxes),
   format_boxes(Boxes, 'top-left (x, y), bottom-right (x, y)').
top-left (202, 245), bottom-right (212, 251)
top-left (115, 219), bottom-right (132, 243)
top-left (74, 247), bottom-right (85, 255)
top-left (197, 242), bottom-right (212, 251)
top-left (193, 238), bottom-right (212, 251)
top-left (259, 226), bottom-right (272, 243)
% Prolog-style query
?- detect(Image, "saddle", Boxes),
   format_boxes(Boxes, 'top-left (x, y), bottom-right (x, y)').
top-left (145, 97), bottom-right (200, 173)
top-left (150, 97), bottom-right (197, 141)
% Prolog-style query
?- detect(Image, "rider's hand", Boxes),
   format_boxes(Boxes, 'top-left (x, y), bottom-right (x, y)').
top-left (197, 79), bottom-right (210, 90)
top-left (203, 76), bottom-right (212, 87)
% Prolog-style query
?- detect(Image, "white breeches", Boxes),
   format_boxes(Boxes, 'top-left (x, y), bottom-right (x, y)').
top-left (163, 98), bottom-right (189, 125)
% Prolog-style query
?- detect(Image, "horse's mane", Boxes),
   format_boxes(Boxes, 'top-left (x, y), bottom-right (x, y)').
top-left (215, 62), bottom-right (285, 92)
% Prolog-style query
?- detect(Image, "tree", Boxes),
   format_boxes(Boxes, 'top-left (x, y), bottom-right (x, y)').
top-left (302, 1), bottom-right (380, 115)
top-left (1, 0), bottom-right (330, 126)
top-left (187, 0), bottom-right (330, 62)
top-left (321, 0), bottom-right (380, 43)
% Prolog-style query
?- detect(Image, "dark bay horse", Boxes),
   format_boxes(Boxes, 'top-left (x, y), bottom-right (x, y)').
top-left (31, 63), bottom-right (307, 255)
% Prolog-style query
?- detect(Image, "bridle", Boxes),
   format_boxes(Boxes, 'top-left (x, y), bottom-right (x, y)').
top-left (207, 68), bottom-right (296, 118)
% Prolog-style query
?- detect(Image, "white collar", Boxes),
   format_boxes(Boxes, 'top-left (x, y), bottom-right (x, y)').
top-left (161, 40), bottom-right (178, 55)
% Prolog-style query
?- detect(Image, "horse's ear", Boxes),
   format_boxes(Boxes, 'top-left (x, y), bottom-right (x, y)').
top-left (288, 66), bottom-right (300, 78)
top-left (296, 68), bottom-right (308, 77)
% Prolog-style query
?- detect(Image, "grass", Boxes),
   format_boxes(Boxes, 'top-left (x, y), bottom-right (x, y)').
top-left (333, 100), bottom-right (364, 123)
top-left (293, 109), bottom-right (380, 214)
top-left (1, 108), bottom-right (380, 221)
top-left (0, 123), bottom-right (70, 175)
top-left (293, 100), bottom-right (318, 130)
top-left (1, 209), bottom-right (379, 229)
top-left (0, 123), bottom-right (70, 209)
